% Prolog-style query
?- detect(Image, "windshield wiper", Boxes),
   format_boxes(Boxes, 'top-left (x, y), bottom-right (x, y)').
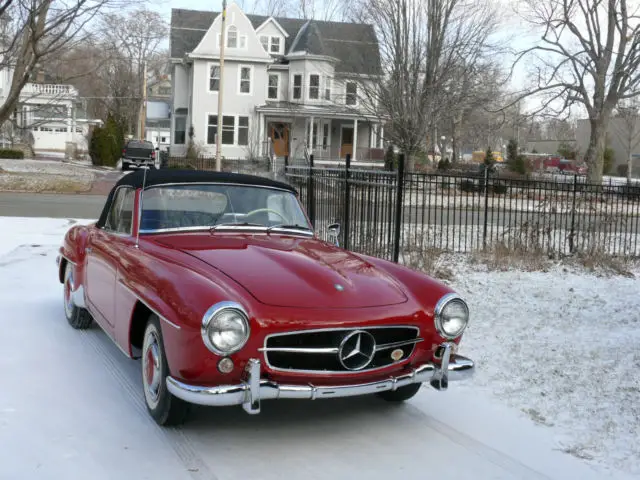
top-left (210, 222), bottom-right (264, 231)
top-left (266, 224), bottom-right (313, 233)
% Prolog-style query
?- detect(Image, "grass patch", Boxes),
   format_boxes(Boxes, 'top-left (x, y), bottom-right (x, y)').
top-left (0, 172), bottom-right (92, 193)
top-left (471, 241), bottom-right (550, 272)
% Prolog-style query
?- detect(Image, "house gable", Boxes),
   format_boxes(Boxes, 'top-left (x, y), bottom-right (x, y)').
top-left (190, 2), bottom-right (271, 62)
top-left (255, 17), bottom-right (289, 38)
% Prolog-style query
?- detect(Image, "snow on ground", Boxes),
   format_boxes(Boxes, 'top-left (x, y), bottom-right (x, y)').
top-left (440, 255), bottom-right (640, 477)
top-left (0, 216), bottom-right (638, 480)
top-left (0, 159), bottom-right (96, 178)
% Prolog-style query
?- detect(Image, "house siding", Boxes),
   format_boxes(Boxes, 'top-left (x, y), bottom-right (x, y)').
top-left (191, 59), bottom-right (268, 157)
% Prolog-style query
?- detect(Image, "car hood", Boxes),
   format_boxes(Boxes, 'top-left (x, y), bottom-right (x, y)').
top-left (156, 234), bottom-right (408, 308)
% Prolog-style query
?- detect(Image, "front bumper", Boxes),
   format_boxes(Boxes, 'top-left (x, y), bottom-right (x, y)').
top-left (165, 343), bottom-right (474, 414)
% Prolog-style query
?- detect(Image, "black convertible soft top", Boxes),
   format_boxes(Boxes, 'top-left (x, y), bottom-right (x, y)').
top-left (96, 168), bottom-right (298, 228)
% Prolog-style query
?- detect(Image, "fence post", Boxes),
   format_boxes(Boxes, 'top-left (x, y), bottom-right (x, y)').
top-left (308, 154), bottom-right (315, 227)
top-left (393, 153), bottom-right (405, 263)
top-left (343, 154), bottom-right (351, 250)
top-left (569, 174), bottom-right (577, 253)
top-left (482, 166), bottom-right (489, 250)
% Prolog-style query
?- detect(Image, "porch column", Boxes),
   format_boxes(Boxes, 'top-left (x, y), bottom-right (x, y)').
top-left (258, 112), bottom-right (264, 157)
top-left (308, 116), bottom-right (314, 154)
top-left (379, 124), bottom-right (384, 148)
top-left (66, 104), bottom-right (73, 143)
top-left (352, 118), bottom-right (358, 162)
top-left (369, 123), bottom-right (376, 148)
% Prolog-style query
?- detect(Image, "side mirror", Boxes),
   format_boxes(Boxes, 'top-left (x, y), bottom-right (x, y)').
top-left (327, 222), bottom-right (341, 247)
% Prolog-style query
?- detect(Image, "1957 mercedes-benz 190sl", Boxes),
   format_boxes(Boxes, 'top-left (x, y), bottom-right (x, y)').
top-left (57, 169), bottom-right (474, 426)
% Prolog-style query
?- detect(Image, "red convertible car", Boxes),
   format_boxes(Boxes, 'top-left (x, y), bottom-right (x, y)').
top-left (57, 169), bottom-right (474, 426)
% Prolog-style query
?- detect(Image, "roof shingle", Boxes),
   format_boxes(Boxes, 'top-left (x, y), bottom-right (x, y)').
top-left (170, 9), bottom-right (380, 75)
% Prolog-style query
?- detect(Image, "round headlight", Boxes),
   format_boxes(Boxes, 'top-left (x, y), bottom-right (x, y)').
top-left (201, 302), bottom-right (250, 355)
top-left (434, 293), bottom-right (469, 339)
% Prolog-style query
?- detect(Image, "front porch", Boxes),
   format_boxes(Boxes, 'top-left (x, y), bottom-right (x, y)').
top-left (255, 104), bottom-right (386, 164)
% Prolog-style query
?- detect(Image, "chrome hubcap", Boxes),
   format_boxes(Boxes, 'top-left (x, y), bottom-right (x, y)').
top-left (142, 329), bottom-right (162, 408)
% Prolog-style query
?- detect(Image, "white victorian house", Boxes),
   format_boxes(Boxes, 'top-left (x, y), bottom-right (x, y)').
top-left (0, 69), bottom-right (100, 156)
top-left (170, 4), bottom-right (385, 163)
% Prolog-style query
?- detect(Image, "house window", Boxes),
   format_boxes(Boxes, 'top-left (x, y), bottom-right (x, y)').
top-left (222, 116), bottom-right (235, 144)
top-left (346, 82), bottom-right (357, 105)
top-left (238, 116), bottom-right (249, 145)
top-left (293, 75), bottom-right (302, 100)
top-left (227, 26), bottom-right (238, 48)
top-left (309, 74), bottom-right (319, 100)
top-left (239, 66), bottom-right (251, 94)
top-left (239, 36), bottom-right (247, 48)
top-left (324, 77), bottom-right (332, 100)
top-left (270, 37), bottom-right (281, 54)
top-left (207, 115), bottom-right (248, 146)
top-left (322, 123), bottom-right (329, 149)
top-left (260, 35), bottom-right (269, 51)
top-left (209, 65), bottom-right (220, 92)
top-left (268, 74), bottom-right (279, 100)
top-left (174, 115), bottom-right (186, 144)
top-left (161, 136), bottom-right (167, 143)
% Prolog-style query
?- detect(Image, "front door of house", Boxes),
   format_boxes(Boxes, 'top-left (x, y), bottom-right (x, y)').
top-left (270, 123), bottom-right (289, 157)
top-left (340, 127), bottom-right (354, 159)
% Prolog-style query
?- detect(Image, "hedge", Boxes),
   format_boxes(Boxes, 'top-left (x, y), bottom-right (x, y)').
top-left (0, 149), bottom-right (24, 159)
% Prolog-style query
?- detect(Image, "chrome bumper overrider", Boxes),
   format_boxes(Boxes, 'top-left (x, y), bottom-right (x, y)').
top-left (165, 343), bottom-right (474, 414)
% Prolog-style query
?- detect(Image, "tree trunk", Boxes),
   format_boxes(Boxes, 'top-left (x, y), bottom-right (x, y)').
top-left (585, 117), bottom-right (608, 184)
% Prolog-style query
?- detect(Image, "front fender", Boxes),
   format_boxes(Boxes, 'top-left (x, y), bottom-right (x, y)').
top-left (58, 224), bottom-right (91, 283)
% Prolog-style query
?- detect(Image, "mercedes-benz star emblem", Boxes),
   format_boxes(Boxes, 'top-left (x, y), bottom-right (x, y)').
top-left (338, 330), bottom-right (376, 371)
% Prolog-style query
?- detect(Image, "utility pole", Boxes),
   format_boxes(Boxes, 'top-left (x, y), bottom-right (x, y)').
top-left (138, 61), bottom-right (148, 139)
top-left (216, 0), bottom-right (227, 172)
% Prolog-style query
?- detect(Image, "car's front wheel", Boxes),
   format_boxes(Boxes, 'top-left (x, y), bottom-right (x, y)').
top-left (121, 161), bottom-right (129, 171)
top-left (376, 383), bottom-right (422, 402)
top-left (142, 315), bottom-right (190, 426)
top-left (63, 262), bottom-right (93, 329)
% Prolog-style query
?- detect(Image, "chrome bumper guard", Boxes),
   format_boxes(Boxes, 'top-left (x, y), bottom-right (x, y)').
top-left (166, 344), bottom-right (474, 414)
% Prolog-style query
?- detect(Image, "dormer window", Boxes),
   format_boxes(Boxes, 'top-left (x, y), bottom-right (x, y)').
top-left (260, 35), bottom-right (283, 55)
top-left (270, 37), bottom-right (281, 54)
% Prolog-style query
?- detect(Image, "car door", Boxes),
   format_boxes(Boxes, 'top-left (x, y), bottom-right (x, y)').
top-left (85, 187), bottom-right (136, 330)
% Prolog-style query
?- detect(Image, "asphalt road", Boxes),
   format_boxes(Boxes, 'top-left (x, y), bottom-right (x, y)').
top-left (0, 192), bottom-right (107, 219)
top-left (1, 192), bottom-right (638, 235)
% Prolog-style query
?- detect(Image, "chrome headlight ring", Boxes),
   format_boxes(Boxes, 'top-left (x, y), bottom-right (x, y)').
top-left (434, 293), bottom-right (470, 340)
top-left (201, 301), bottom-right (251, 355)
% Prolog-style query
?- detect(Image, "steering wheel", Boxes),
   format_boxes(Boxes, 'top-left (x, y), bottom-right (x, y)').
top-left (244, 208), bottom-right (290, 224)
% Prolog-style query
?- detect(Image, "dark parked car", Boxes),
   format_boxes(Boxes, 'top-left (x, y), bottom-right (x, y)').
top-left (122, 140), bottom-right (156, 171)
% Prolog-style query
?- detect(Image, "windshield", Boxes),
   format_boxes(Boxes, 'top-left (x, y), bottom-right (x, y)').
top-left (139, 184), bottom-right (311, 232)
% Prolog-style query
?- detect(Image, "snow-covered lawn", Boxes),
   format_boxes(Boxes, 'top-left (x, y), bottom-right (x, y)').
top-left (0, 216), bottom-right (638, 479)
top-left (439, 255), bottom-right (640, 477)
top-left (0, 158), bottom-right (96, 178)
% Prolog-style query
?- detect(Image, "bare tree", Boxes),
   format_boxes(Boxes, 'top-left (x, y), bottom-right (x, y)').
top-left (250, 0), bottom-right (347, 20)
top-left (98, 8), bottom-right (167, 135)
top-left (351, 0), bottom-right (502, 169)
top-left (612, 99), bottom-right (640, 180)
top-left (0, 0), bottom-right (125, 127)
top-left (513, 0), bottom-right (640, 183)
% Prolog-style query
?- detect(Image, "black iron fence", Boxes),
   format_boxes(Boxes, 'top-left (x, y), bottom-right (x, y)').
top-left (285, 154), bottom-right (640, 261)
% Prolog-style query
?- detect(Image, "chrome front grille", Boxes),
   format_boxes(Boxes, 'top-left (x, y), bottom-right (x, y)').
top-left (261, 326), bottom-right (422, 374)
